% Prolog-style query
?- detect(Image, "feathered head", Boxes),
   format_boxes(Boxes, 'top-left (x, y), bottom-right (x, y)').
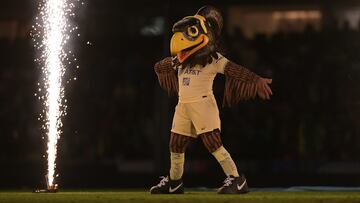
top-left (170, 6), bottom-right (223, 67)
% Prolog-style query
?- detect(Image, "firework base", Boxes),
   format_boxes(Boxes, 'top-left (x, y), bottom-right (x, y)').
top-left (33, 183), bottom-right (58, 193)
top-left (33, 188), bottom-right (58, 193)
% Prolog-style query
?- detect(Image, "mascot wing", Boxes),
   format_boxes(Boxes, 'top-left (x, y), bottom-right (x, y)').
top-left (223, 61), bottom-right (261, 107)
top-left (154, 57), bottom-right (178, 95)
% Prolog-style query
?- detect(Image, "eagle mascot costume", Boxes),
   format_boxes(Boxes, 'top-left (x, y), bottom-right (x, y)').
top-left (150, 6), bottom-right (273, 194)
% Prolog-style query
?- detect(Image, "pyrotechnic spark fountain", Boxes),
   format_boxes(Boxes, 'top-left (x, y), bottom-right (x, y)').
top-left (32, 0), bottom-right (80, 192)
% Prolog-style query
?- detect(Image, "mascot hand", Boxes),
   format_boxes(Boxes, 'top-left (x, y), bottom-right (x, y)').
top-left (257, 78), bottom-right (272, 100)
top-left (172, 56), bottom-right (181, 68)
top-left (155, 57), bottom-right (173, 73)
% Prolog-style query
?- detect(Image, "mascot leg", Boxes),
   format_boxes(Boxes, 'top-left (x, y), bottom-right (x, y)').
top-left (200, 129), bottom-right (239, 177)
top-left (150, 132), bottom-right (192, 194)
top-left (169, 132), bottom-right (193, 180)
top-left (200, 129), bottom-right (249, 194)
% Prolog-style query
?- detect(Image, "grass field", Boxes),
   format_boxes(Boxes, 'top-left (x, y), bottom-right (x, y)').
top-left (1, 190), bottom-right (360, 203)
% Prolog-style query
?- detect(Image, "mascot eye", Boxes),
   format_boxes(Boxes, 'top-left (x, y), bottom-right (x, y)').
top-left (187, 26), bottom-right (199, 37)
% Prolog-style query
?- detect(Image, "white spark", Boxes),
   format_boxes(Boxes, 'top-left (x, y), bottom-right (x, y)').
top-left (32, 0), bottom-right (80, 188)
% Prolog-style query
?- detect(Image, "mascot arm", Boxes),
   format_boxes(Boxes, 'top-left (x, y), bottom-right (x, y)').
top-left (223, 61), bottom-right (272, 107)
top-left (154, 57), bottom-right (179, 95)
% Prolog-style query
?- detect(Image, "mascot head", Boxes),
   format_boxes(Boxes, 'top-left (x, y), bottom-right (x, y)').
top-left (170, 6), bottom-right (223, 67)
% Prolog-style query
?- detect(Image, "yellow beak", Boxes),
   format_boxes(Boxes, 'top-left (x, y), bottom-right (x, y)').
top-left (170, 32), bottom-right (209, 63)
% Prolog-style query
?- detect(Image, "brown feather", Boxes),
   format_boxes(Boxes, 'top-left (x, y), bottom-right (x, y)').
top-left (154, 57), bottom-right (178, 95)
top-left (223, 61), bottom-right (260, 107)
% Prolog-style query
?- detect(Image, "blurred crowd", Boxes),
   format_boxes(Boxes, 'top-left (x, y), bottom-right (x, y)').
top-left (1, 22), bottom-right (360, 169)
top-left (222, 23), bottom-right (360, 162)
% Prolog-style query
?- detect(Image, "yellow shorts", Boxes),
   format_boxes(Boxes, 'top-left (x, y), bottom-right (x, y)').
top-left (171, 95), bottom-right (221, 138)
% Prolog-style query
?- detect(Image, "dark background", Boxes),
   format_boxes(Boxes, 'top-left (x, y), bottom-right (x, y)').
top-left (1, 0), bottom-right (360, 189)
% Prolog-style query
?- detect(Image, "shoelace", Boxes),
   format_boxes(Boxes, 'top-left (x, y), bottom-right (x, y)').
top-left (156, 176), bottom-right (169, 187)
top-left (222, 176), bottom-right (235, 187)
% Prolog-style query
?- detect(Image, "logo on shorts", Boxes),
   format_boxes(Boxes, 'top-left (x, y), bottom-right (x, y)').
top-left (183, 77), bottom-right (190, 86)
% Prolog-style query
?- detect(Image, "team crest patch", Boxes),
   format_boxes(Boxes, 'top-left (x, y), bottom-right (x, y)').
top-left (183, 77), bottom-right (190, 86)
